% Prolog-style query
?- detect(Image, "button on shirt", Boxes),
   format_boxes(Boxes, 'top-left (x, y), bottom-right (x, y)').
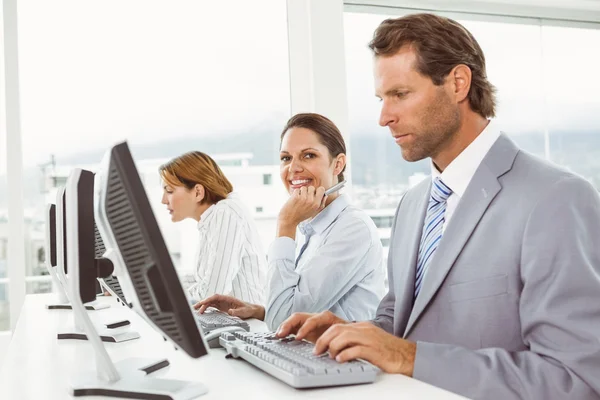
top-left (265, 194), bottom-right (386, 330)
top-left (187, 193), bottom-right (267, 304)
top-left (431, 120), bottom-right (501, 231)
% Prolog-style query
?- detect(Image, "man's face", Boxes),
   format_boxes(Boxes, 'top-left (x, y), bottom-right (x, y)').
top-left (374, 46), bottom-right (461, 162)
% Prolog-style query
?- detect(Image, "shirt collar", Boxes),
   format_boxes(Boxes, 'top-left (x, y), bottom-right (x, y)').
top-left (197, 192), bottom-right (235, 230)
top-left (431, 119), bottom-right (501, 198)
top-left (298, 194), bottom-right (350, 237)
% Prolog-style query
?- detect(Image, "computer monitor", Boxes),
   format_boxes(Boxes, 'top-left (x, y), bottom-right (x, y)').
top-left (95, 142), bottom-right (208, 358)
top-left (44, 203), bottom-right (70, 306)
top-left (57, 168), bottom-right (142, 344)
top-left (45, 204), bottom-right (57, 269)
top-left (95, 222), bottom-right (129, 306)
top-left (49, 188), bottom-right (110, 312)
top-left (56, 187), bottom-right (69, 286)
top-left (68, 169), bottom-right (112, 304)
top-left (70, 143), bottom-right (209, 398)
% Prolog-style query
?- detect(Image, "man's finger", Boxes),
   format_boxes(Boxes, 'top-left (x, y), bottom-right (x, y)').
top-left (327, 329), bottom-right (365, 359)
top-left (295, 314), bottom-right (331, 342)
top-left (335, 345), bottom-right (371, 364)
top-left (313, 323), bottom-right (346, 355)
top-left (276, 313), bottom-right (311, 338)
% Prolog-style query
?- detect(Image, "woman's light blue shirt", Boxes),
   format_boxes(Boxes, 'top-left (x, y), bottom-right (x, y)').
top-left (265, 194), bottom-right (386, 330)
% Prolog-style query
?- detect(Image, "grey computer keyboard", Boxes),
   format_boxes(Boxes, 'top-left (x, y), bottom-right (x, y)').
top-left (195, 309), bottom-right (250, 332)
top-left (220, 331), bottom-right (379, 388)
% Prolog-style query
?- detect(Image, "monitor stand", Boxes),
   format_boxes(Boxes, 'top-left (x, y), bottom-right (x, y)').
top-left (69, 281), bottom-right (208, 398)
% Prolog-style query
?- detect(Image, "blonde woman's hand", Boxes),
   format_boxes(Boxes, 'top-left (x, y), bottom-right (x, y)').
top-left (194, 294), bottom-right (265, 320)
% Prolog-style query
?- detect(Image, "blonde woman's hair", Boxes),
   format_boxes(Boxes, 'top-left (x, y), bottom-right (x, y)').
top-left (159, 151), bottom-right (233, 205)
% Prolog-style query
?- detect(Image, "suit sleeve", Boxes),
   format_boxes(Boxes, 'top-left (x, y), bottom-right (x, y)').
top-left (412, 177), bottom-right (600, 399)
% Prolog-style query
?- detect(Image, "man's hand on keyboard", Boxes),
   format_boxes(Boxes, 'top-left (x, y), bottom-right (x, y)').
top-left (315, 322), bottom-right (416, 376)
top-left (276, 311), bottom-right (348, 343)
top-left (194, 294), bottom-right (265, 320)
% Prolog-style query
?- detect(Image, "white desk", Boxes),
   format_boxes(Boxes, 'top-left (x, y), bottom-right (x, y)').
top-left (0, 294), bottom-right (468, 399)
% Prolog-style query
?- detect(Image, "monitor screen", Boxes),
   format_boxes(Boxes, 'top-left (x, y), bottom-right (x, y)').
top-left (45, 204), bottom-right (57, 268)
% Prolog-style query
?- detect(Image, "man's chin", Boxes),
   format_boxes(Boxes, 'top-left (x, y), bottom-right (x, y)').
top-left (400, 148), bottom-right (427, 163)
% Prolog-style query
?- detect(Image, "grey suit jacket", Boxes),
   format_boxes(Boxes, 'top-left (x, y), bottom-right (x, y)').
top-left (373, 134), bottom-right (600, 399)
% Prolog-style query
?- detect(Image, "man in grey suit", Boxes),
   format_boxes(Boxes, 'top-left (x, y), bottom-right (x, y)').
top-left (276, 13), bottom-right (600, 399)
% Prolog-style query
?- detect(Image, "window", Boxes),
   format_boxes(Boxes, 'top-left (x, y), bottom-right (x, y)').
top-left (263, 174), bottom-right (272, 185)
top-left (17, 0), bottom-right (291, 289)
top-left (370, 215), bottom-right (394, 228)
top-left (540, 25), bottom-right (600, 187)
top-left (344, 12), bottom-right (600, 208)
top-left (256, 207), bottom-right (264, 213)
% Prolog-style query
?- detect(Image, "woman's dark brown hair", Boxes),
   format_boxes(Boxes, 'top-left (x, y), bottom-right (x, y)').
top-left (280, 113), bottom-right (347, 182)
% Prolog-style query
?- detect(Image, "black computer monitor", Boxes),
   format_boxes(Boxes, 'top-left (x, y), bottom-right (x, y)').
top-left (45, 204), bottom-right (57, 269)
top-left (59, 188), bottom-right (68, 275)
top-left (95, 141), bottom-right (208, 359)
top-left (44, 203), bottom-right (71, 308)
top-left (67, 169), bottom-right (114, 304)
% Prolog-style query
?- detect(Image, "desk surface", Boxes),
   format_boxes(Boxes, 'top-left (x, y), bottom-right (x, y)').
top-left (0, 294), bottom-right (468, 399)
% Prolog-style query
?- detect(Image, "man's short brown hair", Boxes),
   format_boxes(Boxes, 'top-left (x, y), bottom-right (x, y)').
top-left (369, 13), bottom-right (496, 119)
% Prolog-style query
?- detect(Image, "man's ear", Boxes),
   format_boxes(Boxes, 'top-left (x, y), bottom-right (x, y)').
top-left (333, 154), bottom-right (346, 178)
top-left (449, 64), bottom-right (472, 103)
top-left (194, 184), bottom-right (205, 203)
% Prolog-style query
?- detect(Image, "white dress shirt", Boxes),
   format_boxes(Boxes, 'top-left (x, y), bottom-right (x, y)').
top-left (187, 192), bottom-right (266, 304)
top-left (265, 194), bottom-right (386, 330)
top-left (431, 119), bottom-right (501, 231)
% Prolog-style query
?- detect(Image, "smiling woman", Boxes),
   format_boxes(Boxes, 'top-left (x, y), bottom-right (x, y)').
top-left (195, 113), bottom-right (387, 330)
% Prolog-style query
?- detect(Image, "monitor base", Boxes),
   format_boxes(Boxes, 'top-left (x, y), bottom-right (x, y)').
top-left (71, 358), bottom-right (206, 399)
top-left (57, 328), bottom-right (140, 343)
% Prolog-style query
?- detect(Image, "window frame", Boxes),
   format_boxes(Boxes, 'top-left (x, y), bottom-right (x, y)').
top-left (3, 0), bottom-right (600, 336)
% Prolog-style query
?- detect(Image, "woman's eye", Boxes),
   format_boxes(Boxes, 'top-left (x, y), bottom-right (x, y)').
top-left (304, 153), bottom-right (315, 159)
top-left (280, 156), bottom-right (290, 162)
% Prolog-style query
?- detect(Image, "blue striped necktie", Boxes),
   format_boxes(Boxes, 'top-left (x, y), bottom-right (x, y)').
top-left (414, 177), bottom-right (452, 299)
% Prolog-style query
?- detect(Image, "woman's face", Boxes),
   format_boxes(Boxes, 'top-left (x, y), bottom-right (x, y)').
top-left (279, 127), bottom-right (342, 195)
top-left (161, 182), bottom-right (200, 222)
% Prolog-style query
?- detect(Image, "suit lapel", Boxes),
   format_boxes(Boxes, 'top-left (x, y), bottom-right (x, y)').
top-left (403, 134), bottom-right (518, 337)
top-left (392, 180), bottom-right (430, 335)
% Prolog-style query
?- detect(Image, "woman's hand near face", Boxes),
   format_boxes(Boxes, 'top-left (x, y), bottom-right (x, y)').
top-left (277, 186), bottom-right (327, 239)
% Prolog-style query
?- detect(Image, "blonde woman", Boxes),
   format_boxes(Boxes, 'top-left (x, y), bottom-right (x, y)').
top-left (159, 152), bottom-right (266, 304)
